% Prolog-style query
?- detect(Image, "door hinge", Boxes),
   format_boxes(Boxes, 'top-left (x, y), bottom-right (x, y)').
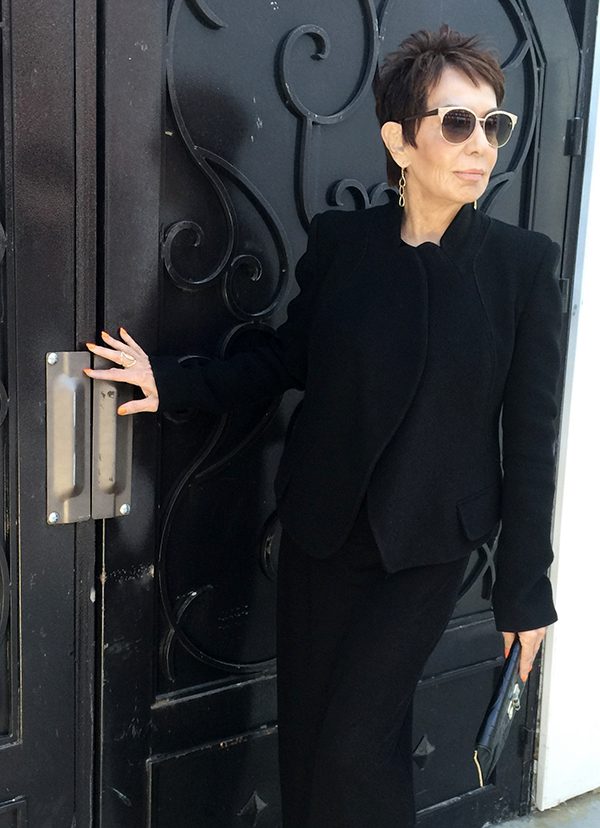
top-left (565, 116), bottom-right (584, 157)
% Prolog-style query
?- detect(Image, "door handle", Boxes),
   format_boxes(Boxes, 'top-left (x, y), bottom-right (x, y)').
top-left (45, 351), bottom-right (133, 524)
top-left (46, 351), bottom-right (91, 524)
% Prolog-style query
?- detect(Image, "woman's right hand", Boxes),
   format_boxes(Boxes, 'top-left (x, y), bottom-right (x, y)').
top-left (83, 327), bottom-right (159, 415)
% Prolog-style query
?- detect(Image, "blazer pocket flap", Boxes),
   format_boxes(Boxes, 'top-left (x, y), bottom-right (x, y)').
top-left (456, 484), bottom-right (501, 542)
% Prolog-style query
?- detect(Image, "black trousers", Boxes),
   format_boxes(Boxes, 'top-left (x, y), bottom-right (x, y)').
top-left (276, 496), bottom-right (471, 828)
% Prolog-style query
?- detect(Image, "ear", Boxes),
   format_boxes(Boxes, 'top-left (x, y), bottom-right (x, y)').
top-left (380, 121), bottom-right (411, 169)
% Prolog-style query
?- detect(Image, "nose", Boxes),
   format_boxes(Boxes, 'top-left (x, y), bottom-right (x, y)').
top-left (466, 119), bottom-right (490, 153)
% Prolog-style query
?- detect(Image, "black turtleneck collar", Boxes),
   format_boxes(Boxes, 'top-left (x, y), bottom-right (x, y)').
top-left (369, 198), bottom-right (491, 272)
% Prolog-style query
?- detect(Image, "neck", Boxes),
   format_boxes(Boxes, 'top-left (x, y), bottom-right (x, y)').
top-left (401, 191), bottom-right (464, 247)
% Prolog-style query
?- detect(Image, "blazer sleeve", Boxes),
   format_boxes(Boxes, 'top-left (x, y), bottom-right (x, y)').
top-left (149, 212), bottom-right (325, 413)
top-left (491, 239), bottom-right (564, 632)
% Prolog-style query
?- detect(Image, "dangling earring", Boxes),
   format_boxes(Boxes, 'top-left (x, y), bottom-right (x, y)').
top-left (398, 167), bottom-right (406, 208)
top-left (473, 199), bottom-right (478, 210)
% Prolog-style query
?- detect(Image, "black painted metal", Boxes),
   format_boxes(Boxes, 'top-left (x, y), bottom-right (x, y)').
top-left (0, 0), bottom-right (79, 824)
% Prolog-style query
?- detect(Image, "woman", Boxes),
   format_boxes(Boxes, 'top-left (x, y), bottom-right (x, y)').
top-left (84, 25), bottom-right (564, 828)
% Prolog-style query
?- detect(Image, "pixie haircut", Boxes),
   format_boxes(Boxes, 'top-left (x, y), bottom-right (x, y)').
top-left (373, 24), bottom-right (506, 186)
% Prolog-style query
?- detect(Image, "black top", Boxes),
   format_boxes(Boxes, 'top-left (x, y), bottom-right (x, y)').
top-left (350, 236), bottom-right (497, 566)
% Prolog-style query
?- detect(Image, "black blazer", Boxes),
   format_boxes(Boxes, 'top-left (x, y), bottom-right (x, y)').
top-left (151, 200), bottom-right (564, 633)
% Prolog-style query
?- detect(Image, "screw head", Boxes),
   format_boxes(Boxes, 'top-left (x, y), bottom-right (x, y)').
top-left (119, 503), bottom-right (131, 516)
top-left (48, 511), bottom-right (60, 524)
top-left (47, 353), bottom-right (58, 366)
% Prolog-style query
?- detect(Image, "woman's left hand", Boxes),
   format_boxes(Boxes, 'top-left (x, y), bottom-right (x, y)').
top-left (83, 328), bottom-right (159, 415)
top-left (502, 627), bottom-right (547, 683)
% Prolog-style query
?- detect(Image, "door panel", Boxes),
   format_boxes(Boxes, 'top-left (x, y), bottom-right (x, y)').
top-left (96, 1), bottom-right (587, 826)
top-left (0, 0), bottom-right (592, 824)
top-left (0, 0), bottom-right (78, 824)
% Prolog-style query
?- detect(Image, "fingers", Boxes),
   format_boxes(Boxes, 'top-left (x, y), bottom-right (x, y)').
top-left (93, 328), bottom-right (145, 359)
top-left (98, 329), bottom-right (126, 351)
top-left (82, 365), bottom-right (145, 386)
top-left (85, 330), bottom-right (138, 369)
top-left (500, 628), bottom-right (546, 682)
top-left (117, 396), bottom-right (158, 416)
top-left (85, 342), bottom-right (127, 366)
top-left (516, 627), bottom-right (546, 683)
top-left (502, 631), bottom-right (516, 660)
top-left (519, 651), bottom-right (535, 683)
top-left (118, 327), bottom-right (145, 355)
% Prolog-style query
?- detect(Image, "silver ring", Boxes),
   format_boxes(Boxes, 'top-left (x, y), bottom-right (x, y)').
top-left (120, 351), bottom-right (137, 368)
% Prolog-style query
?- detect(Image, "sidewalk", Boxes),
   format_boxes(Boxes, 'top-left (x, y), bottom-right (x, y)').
top-left (493, 788), bottom-right (600, 827)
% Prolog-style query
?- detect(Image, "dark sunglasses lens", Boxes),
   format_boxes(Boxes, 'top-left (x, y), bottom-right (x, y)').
top-left (441, 109), bottom-right (476, 143)
top-left (484, 113), bottom-right (514, 147)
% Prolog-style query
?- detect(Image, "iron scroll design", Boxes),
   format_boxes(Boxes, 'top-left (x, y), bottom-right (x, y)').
top-left (479, 0), bottom-right (541, 214)
top-left (160, 0), bottom-right (303, 680)
top-left (158, 0), bottom-right (545, 682)
top-left (157, 346), bottom-right (282, 677)
top-left (187, 0), bottom-right (226, 30)
top-left (164, 0), bottom-right (293, 305)
top-left (275, 1), bottom-right (380, 224)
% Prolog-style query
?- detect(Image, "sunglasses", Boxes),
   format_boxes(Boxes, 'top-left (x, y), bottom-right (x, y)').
top-left (402, 106), bottom-right (518, 148)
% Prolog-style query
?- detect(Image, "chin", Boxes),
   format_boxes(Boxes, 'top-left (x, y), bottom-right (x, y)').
top-left (453, 195), bottom-right (478, 207)
top-left (460, 188), bottom-right (486, 206)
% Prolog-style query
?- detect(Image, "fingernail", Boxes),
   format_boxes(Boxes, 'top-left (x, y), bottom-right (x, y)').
top-left (504, 648), bottom-right (510, 659)
top-left (101, 330), bottom-right (109, 337)
top-left (117, 406), bottom-right (126, 415)
top-left (85, 342), bottom-right (95, 349)
top-left (120, 326), bottom-right (127, 335)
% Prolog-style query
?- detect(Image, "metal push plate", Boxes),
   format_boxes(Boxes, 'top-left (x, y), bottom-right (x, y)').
top-left (46, 351), bottom-right (134, 524)
top-left (46, 351), bottom-right (91, 524)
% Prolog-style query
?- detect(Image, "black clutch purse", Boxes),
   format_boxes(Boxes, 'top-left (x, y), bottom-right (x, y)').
top-left (473, 639), bottom-right (525, 787)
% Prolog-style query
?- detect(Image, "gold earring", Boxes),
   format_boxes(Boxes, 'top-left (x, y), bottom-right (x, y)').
top-left (398, 168), bottom-right (406, 208)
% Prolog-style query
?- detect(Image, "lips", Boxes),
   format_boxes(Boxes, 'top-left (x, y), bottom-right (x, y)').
top-left (455, 170), bottom-right (486, 181)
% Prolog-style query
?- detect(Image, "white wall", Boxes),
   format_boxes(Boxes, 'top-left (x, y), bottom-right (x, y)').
top-left (536, 11), bottom-right (600, 811)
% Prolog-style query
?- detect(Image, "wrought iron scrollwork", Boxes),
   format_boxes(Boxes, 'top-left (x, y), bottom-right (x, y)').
top-left (157, 332), bottom-right (280, 678)
top-left (187, 0), bottom-right (227, 30)
top-left (276, 1), bottom-right (380, 224)
top-left (457, 536), bottom-right (498, 604)
top-left (165, 0), bottom-right (292, 298)
top-left (161, 220), bottom-right (208, 291)
top-left (329, 179), bottom-right (396, 211)
top-left (477, 0), bottom-right (539, 212)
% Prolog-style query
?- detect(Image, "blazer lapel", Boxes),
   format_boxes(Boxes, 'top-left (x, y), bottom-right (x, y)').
top-left (314, 205), bottom-right (428, 457)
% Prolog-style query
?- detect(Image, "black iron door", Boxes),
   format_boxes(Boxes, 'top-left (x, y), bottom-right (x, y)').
top-left (0, 0), bottom-right (98, 824)
top-left (94, 1), bottom-right (592, 827)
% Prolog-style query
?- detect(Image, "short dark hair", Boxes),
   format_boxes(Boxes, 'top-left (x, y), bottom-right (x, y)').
top-left (373, 24), bottom-right (506, 186)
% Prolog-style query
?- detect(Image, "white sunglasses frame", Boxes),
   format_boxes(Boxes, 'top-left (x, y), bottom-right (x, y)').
top-left (402, 106), bottom-right (519, 148)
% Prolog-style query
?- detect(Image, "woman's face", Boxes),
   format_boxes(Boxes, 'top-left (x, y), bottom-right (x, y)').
top-left (384, 65), bottom-right (500, 208)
